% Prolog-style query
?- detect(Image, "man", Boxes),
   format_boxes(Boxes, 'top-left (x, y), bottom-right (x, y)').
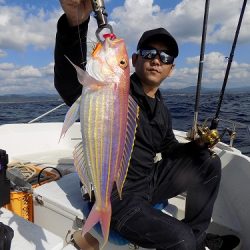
top-left (55, 1), bottom-right (240, 249)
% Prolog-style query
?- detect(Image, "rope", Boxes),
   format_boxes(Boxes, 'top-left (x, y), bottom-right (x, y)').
top-left (37, 167), bottom-right (62, 186)
top-left (8, 162), bottom-right (62, 186)
top-left (8, 162), bottom-right (37, 182)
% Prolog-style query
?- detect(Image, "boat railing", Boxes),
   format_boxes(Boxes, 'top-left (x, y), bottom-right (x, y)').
top-left (26, 102), bottom-right (250, 150)
top-left (27, 103), bottom-right (66, 124)
top-left (201, 117), bottom-right (250, 147)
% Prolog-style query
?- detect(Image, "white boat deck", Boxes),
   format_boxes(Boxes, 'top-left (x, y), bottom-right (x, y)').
top-left (0, 208), bottom-right (64, 250)
top-left (0, 122), bottom-right (249, 249)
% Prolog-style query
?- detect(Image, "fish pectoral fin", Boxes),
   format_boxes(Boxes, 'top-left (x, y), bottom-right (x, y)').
top-left (116, 95), bottom-right (139, 198)
top-left (59, 96), bottom-right (80, 141)
top-left (65, 55), bottom-right (106, 90)
top-left (73, 142), bottom-right (93, 195)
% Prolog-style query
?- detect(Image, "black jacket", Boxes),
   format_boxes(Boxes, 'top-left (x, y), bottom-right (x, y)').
top-left (54, 14), bottom-right (200, 192)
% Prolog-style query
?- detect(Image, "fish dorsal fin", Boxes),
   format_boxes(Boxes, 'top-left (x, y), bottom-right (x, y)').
top-left (73, 142), bottom-right (93, 196)
top-left (116, 95), bottom-right (139, 198)
top-left (60, 96), bottom-right (80, 140)
top-left (65, 56), bottom-right (106, 91)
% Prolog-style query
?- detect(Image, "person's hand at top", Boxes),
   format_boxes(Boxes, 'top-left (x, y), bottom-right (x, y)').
top-left (59, 0), bottom-right (93, 26)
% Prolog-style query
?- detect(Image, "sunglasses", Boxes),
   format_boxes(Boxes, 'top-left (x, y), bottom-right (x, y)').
top-left (137, 48), bottom-right (174, 65)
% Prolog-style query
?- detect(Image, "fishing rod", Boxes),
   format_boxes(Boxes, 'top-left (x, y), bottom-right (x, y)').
top-left (210, 0), bottom-right (248, 130)
top-left (190, 0), bottom-right (210, 139)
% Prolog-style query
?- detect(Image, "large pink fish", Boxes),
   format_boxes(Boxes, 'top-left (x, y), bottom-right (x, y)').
top-left (60, 35), bottom-right (139, 247)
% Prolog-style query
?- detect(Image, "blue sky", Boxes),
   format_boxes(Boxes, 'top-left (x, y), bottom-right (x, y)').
top-left (0, 0), bottom-right (249, 95)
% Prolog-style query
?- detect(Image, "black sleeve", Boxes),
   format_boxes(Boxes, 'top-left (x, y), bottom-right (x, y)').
top-left (54, 14), bottom-right (90, 106)
top-left (160, 107), bottom-right (180, 156)
top-left (161, 106), bottom-right (205, 158)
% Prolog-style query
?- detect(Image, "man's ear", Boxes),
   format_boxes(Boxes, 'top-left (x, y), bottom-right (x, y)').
top-left (132, 53), bottom-right (138, 67)
top-left (168, 64), bottom-right (175, 76)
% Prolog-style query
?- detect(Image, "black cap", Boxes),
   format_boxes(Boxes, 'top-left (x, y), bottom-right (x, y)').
top-left (137, 27), bottom-right (179, 58)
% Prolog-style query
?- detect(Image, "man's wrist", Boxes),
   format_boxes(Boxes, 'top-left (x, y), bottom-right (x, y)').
top-left (65, 14), bottom-right (88, 27)
top-left (57, 14), bottom-right (89, 34)
top-left (194, 138), bottom-right (208, 149)
top-left (56, 14), bottom-right (90, 49)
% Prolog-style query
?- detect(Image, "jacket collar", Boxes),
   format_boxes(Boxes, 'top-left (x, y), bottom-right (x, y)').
top-left (130, 72), bottom-right (162, 101)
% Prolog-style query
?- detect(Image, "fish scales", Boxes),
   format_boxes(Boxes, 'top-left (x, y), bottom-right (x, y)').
top-left (82, 88), bottom-right (119, 207)
top-left (60, 37), bottom-right (139, 247)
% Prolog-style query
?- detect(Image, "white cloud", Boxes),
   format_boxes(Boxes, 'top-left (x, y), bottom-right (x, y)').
top-left (0, 0), bottom-right (250, 95)
top-left (0, 63), bottom-right (15, 71)
top-left (0, 62), bottom-right (55, 95)
top-left (1, 0), bottom-right (249, 52)
top-left (0, 0), bottom-right (249, 52)
top-left (110, 0), bottom-right (163, 51)
top-left (0, 64), bottom-right (42, 79)
top-left (0, 5), bottom-right (61, 51)
top-left (164, 51), bottom-right (250, 89)
top-left (104, 0), bottom-right (250, 89)
top-left (0, 49), bottom-right (7, 58)
top-left (41, 62), bottom-right (54, 76)
top-left (108, 0), bottom-right (250, 50)
top-left (11, 66), bottom-right (42, 78)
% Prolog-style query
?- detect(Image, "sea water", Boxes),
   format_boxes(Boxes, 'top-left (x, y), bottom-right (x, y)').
top-left (0, 92), bottom-right (249, 156)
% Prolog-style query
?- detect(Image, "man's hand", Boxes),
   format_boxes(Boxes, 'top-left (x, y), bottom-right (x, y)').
top-left (196, 125), bottom-right (220, 149)
top-left (59, 0), bottom-right (93, 26)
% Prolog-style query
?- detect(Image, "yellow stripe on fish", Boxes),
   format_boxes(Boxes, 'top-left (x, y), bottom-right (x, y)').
top-left (60, 36), bottom-right (139, 248)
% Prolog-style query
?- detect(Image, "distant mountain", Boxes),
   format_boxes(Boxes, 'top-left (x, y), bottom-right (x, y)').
top-left (226, 86), bottom-right (250, 93)
top-left (162, 86), bottom-right (250, 94)
top-left (0, 94), bottom-right (61, 103)
top-left (162, 86), bottom-right (216, 94)
top-left (1, 86), bottom-right (250, 102)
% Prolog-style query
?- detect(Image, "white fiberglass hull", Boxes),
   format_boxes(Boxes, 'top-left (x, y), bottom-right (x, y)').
top-left (0, 122), bottom-right (249, 250)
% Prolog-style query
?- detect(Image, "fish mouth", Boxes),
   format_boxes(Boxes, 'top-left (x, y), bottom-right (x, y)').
top-left (107, 37), bottom-right (124, 46)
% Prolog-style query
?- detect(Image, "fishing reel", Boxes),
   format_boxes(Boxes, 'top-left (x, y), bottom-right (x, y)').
top-left (188, 120), bottom-right (220, 149)
top-left (196, 118), bottom-right (241, 148)
top-left (196, 124), bottom-right (220, 149)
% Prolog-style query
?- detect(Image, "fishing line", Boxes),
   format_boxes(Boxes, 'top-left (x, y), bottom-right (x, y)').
top-left (77, 5), bottom-right (86, 68)
top-left (76, 5), bottom-right (98, 67)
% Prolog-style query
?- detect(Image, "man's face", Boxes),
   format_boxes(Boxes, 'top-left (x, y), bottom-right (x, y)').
top-left (132, 41), bottom-right (174, 88)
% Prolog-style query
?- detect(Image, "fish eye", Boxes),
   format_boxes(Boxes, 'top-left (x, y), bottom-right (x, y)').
top-left (119, 58), bottom-right (128, 69)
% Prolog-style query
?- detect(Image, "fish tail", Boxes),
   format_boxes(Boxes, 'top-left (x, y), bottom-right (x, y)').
top-left (82, 202), bottom-right (111, 249)
top-left (99, 202), bottom-right (111, 249)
